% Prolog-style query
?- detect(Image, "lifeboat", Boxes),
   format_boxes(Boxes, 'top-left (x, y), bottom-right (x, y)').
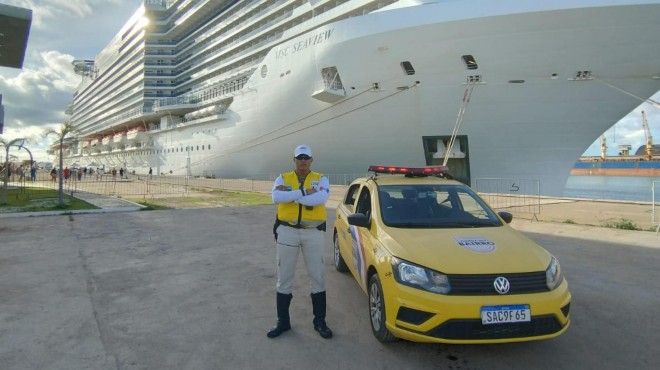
top-left (126, 126), bottom-right (146, 141)
top-left (113, 131), bottom-right (127, 143)
top-left (102, 134), bottom-right (113, 146)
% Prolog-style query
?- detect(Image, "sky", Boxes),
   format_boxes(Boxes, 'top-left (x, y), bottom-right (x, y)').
top-left (0, 0), bottom-right (659, 164)
top-left (0, 0), bottom-right (138, 163)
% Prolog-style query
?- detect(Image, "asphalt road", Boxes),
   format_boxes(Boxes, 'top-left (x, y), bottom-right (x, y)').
top-left (1, 206), bottom-right (658, 370)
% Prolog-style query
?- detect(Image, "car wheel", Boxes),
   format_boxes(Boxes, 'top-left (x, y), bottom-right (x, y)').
top-left (368, 274), bottom-right (397, 342)
top-left (334, 232), bottom-right (349, 272)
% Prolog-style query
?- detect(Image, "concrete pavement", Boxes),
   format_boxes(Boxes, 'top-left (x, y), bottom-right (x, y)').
top-left (1, 205), bottom-right (659, 370)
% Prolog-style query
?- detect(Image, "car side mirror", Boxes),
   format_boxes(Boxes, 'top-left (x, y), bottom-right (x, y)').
top-left (348, 213), bottom-right (371, 228)
top-left (498, 211), bottom-right (513, 224)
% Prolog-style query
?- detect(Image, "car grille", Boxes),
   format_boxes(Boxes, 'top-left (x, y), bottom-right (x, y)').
top-left (448, 271), bottom-right (550, 295)
top-left (425, 315), bottom-right (564, 340)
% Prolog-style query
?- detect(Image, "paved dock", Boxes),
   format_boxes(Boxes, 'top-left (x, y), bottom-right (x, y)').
top-left (2, 183), bottom-right (660, 370)
top-left (1, 202), bottom-right (659, 370)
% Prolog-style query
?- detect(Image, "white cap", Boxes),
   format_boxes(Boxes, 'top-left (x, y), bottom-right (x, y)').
top-left (294, 144), bottom-right (312, 157)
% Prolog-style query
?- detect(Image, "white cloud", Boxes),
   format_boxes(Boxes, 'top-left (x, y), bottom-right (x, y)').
top-left (1, 0), bottom-right (137, 161)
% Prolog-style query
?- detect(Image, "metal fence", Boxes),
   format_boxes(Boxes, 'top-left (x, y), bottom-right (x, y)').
top-left (6, 173), bottom-right (545, 220)
top-left (2, 170), bottom-right (364, 200)
top-left (653, 181), bottom-right (660, 234)
top-left (474, 178), bottom-right (542, 220)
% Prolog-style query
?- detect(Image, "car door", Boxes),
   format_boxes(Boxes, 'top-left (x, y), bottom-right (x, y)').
top-left (348, 184), bottom-right (377, 291)
top-left (335, 182), bottom-right (362, 275)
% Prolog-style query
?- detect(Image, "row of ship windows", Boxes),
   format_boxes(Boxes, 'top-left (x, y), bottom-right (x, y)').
top-left (121, 145), bottom-right (213, 156)
top-left (159, 144), bottom-right (212, 154)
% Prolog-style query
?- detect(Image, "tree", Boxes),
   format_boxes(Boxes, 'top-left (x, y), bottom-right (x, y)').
top-left (1, 137), bottom-right (29, 205)
top-left (45, 123), bottom-right (76, 206)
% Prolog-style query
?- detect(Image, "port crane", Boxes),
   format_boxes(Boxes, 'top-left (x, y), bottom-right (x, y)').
top-left (641, 110), bottom-right (653, 160)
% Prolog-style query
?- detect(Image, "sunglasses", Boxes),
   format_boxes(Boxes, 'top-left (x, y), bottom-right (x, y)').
top-left (295, 155), bottom-right (311, 160)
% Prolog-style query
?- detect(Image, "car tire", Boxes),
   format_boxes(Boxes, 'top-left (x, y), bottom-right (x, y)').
top-left (368, 273), bottom-right (397, 342)
top-left (333, 232), bottom-right (349, 272)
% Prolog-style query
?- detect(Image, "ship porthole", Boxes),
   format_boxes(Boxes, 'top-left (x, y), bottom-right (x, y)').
top-left (261, 65), bottom-right (268, 78)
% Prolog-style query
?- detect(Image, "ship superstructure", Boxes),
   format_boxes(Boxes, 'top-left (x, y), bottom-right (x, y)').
top-left (58, 0), bottom-right (660, 196)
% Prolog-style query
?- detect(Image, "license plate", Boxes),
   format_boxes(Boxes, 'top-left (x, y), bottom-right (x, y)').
top-left (481, 304), bottom-right (531, 325)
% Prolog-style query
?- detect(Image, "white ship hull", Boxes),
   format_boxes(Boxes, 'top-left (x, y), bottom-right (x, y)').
top-left (63, 0), bottom-right (660, 196)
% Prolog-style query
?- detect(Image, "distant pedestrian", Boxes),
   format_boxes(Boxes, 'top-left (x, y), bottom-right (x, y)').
top-left (119, 167), bottom-right (124, 179)
top-left (149, 167), bottom-right (153, 179)
top-left (50, 168), bottom-right (57, 182)
top-left (30, 166), bottom-right (37, 181)
top-left (17, 166), bottom-right (25, 182)
top-left (111, 168), bottom-right (117, 180)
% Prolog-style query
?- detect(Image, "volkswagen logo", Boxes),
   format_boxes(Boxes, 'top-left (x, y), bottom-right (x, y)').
top-left (493, 277), bottom-right (510, 294)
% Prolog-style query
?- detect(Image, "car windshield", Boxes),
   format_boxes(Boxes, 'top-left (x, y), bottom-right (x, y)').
top-left (377, 184), bottom-right (502, 228)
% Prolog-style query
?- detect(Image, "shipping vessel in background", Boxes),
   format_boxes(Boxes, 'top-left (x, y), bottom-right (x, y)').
top-left (572, 110), bottom-right (660, 176)
top-left (55, 0), bottom-right (660, 196)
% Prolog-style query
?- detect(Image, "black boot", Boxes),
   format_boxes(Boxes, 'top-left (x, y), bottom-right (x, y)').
top-left (311, 291), bottom-right (333, 339)
top-left (267, 293), bottom-right (292, 338)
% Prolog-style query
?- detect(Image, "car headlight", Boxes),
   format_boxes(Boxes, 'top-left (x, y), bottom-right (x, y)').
top-left (546, 255), bottom-right (563, 290)
top-left (392, 257), bottom-right (451, 294)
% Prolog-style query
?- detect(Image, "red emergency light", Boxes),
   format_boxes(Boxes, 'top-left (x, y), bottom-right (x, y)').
top-left (368, 165), bottom-right (449, 176)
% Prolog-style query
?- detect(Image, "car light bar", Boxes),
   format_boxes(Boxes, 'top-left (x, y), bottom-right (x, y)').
top-left (368, 165), bottom-right (449, 175)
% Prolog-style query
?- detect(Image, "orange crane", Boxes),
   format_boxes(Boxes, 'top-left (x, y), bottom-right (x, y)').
top-left (641, 111), bottom-right (653, 160)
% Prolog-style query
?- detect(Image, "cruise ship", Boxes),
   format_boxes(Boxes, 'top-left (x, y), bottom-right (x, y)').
top-left (58, 0), bottom-right (660, 196)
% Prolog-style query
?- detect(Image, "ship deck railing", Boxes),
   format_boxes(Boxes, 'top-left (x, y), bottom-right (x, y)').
top-left (153, 73), bottom-right (250, 112)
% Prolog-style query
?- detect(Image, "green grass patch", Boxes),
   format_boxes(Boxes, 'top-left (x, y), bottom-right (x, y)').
top-left (127, 190), bottom-right (272, 210)
top-left (562, 219), bottom-right (576, 224)
top-left (208, 190), bottom-right (272, 206)
top-left (0, 187), bottom-right (98, 213)
top-left (602, 218), bottom-right (640, 231)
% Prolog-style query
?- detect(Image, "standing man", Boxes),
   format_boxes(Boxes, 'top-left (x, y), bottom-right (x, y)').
top-left (267, 144), bottom-right (333, 339)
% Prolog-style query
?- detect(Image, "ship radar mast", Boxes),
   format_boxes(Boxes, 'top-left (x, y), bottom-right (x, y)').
top-left (72, 59), bottom-right (97, 80)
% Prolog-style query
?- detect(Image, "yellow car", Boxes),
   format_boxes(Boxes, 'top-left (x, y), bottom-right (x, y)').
top-left (333, 166), bottom-right (571, 343)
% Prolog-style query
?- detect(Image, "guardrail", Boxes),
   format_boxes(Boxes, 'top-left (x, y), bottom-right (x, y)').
top-left (475, 178), bottom-right (541, 221)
